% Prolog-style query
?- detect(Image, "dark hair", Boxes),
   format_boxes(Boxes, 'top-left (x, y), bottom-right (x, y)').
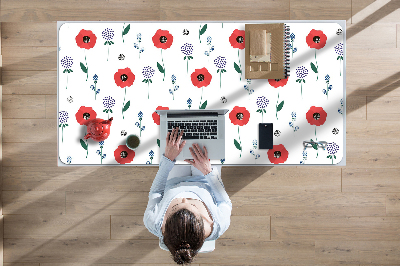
top-left (163, 208), bottom-right (206, 264)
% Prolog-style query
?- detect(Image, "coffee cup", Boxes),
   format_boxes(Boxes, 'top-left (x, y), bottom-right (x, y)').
top-left (126, 134), bottom-right (140, 150)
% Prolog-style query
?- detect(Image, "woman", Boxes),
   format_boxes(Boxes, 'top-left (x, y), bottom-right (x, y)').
top-left (144, 127), bottom-right (232, 264)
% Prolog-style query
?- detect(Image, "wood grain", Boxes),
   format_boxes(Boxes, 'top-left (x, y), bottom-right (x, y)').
top-left (4, 214), bottom-right (110, 239)
top-left (2, 119), bottom-right (56, 143)
top-left (111, 215), bottom-right (270, 240)
top-left (2, 166), bottom-right (158, 192)
top-left (0, 0), bottom-right (161, 22)
top-left (45, 95), bottom-right (56, 119)
top-left (2, 142), bottom-right (57, 167)
top-left (386, 193), bottom-right (400, 216)
top-left (346, 144), bottom-right (400, 168)
top-left (2, 95), bottom-right (46, 119)
top-left (1, 22), bottom-right (56, 46)
top-left (346, 120), bottom-right (400, 145)
top-left (343, 168), bottom-right (400, 193)
top-left (346, 96), bottom-right (366, 120)
top-left (290, 0), bottom-right (351, 20)
top-left (231, 191), bottom-right (386, 217)
top-left (1, 71), bottom-right (56, 95)
top-left (66, 191), bottom-right (149, 215)
top-left (273, 216), bottom-right (400, 241)
top-left (3, 238), bottom-right (316, 264)
top-left (316, 240), bottom-right (400, 264)
top-left (160, 0), bottom-right (289, 21)
top-left (2, 191), bottom-right (65, 215)
top-left (367, 96), bottom-right (400, 121)
top-left (1, 46), bottom-right (56, 71)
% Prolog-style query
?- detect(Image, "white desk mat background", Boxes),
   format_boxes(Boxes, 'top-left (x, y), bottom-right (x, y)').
top-left (58, 22), bottom-right (344, 165)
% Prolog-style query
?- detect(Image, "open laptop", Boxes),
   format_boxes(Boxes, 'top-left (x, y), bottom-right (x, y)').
top-left (156, 109), bottom-right (229, 160)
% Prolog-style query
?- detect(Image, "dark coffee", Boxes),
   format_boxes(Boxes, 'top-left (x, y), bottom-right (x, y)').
top-left (127, 135), bottom-right (140, 149)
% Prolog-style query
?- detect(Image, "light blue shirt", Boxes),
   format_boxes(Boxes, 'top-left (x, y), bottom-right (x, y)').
top-left (143, 154), bottom-right (232, 244)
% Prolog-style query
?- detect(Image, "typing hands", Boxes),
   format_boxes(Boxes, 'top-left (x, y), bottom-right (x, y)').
top-left (165, 127), bottom-right (186, 161)
top-left (184, 143), bottom-right (212, 176)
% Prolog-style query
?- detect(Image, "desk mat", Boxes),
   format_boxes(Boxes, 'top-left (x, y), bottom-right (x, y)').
top-left (58, 22), bottom-right (345, 165)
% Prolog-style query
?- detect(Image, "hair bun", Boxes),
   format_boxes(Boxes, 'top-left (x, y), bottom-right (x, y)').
top-left (179, 243), bottom-right (191, 250)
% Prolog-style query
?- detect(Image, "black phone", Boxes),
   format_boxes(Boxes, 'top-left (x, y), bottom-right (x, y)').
top-left (259, 123), bottom-right (273, 149)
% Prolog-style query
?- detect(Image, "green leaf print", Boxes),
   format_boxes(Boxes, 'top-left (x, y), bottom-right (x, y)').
top-left (277, 101), bottom-right (284, 112)
top-left (200, 100), bottom-right (207, 109)
top-left (234, 62), bottom-right (241, 74)
top-left (80, 62), bottom-right (87, 73)
top-left (123, 100), bottom-right (130, 112)
top-left (80, 139), bottom-right (88, 150)
top-left (157, 62), bottom-right (165, 73)
top-left (310, 62), bottom-right (318, 73)
top-left (234, 139), bottom-right (242, 151)
top-left (123, 24), bottom-right (130, 36)
top-left (157, 138), bottom-right (160, 147)
top-left (200, 24), bottom-right (207, 35)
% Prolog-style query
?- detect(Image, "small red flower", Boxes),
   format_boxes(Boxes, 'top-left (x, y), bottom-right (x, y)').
top-left (152, 29), bottom-right (173, 49)
top-left (268, 77), bottom-right (289, 88)
top-left (191, 67), bottom-right (212, 88)
top-left (75, 106), bottom-right (97, 125)
top-left (306, 106), bottom-right (327, 126)
top-left (152, 106), bottom-right (170, 125)
top-left (76, 29), bottom-right (97, 50)
top-left (306, 29), bottom-right (327, 50)
top-left (114, 67), bottom-right (135, 88)
top-left (229, 29), bottom-right (245, 49)
top-left (114, 145), bottom-right (135, 164)
top-left (229, 106), bottom-right (250, 126)
top-left (267, 144), bottom-right (289, 164)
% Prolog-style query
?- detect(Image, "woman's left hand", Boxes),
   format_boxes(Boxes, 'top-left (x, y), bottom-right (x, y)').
top-left (165, 127), bottom-right (186, 161)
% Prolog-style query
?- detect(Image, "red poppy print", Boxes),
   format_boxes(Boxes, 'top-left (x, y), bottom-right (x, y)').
top-left (229, 106), bottom-right (250, 126)
top-left (306, 29), bottom-right (327, 50)
top-left (114, 145), bottom-right (135, 164)
top-left (306, 106), bottom-right (327, 126)
top-left (75, 106), bottom-right (97, 125)
top-left (114, 67), bottom-right (135, 88)
top-left (152, 29), bottom-right (174, 49)
top-left (76, 29), bottom-right (97, 50)
top-left (152, 106), bottom-right (170, 125)
top-left (268, 77), bottom-right (289, 88)
top-left (191, 67), bottom-right (212, 88)
top-left (229, 29), bottom-right (245, 49)
top-left (267, 144), bottom-right (289, 164)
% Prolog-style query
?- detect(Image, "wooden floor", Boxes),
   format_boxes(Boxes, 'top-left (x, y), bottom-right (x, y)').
top-left (1, 0), bottom-right (400, 265)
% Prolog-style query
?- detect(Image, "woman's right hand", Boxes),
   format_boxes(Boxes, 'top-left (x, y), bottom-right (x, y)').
top-left (184, 143), bottom-right (212, 176)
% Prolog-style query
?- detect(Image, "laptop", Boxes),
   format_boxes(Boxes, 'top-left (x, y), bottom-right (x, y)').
top-left (156, 109), bottom-right (229, 160)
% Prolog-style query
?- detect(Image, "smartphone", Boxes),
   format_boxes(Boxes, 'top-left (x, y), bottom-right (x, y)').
top-left (259, 123), bottom-right (273, 149)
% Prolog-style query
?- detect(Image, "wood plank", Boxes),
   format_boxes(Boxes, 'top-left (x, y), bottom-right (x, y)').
top-left (111, 215), bottom-right (270, 240)
top-left (41, 264), bottom-right (198, 266)
top-left (347, 23), bottom-right (396, 49)
top-left (351, 0), bottom-right (399, 25)
top-left (46, 95), bottom-right (57, 119)
top-left (0, 0), bottom-right (160, 22)
top-left (2, 142), bottom-right (57, 167)
top-left (3, 238), bottom-right (315, 264)
top-left (398, 24), bottom-right (400, 48)
top-left (4, 264), bottom-right (39, 266)
top-left (1, 22), bottom-right (56, 46)
top-left (66, 191), bottom-right (148, 215)
top-left (160, 0), bottom-right (289, 20)
top-left (346, 96), bottom-right (366, 120)
top-left (2, 119), bottom-right (56, 143)
top-left (1, 71), bottom-right (56, 95)
top-left (273, 216), bottom-right (400, 241)
top-left (231, 191), bottom-right (386, 216)
top-left (2, 166), bottom-right (158, 192)
top-left (2, 95), bottom-right (46, 119)
top-left (346, 120), bottom-right (400, 145)
top-left (367, 96), bottom-right (400, 121)
top-left (290, 0), bottom-right (351, 20)
top-left (4, 214), bottom-right (110, 239)
top-left (1, 46), bottom-right (56, 71)
top-left (343, 168), bottom-right (400, 193)
top-left (346, 144), bottom-right (400, 168)
top-left (351, 0), bottom-right (376, 22)
top-left (2, 191), bottom-right (65, 215)
top-left (316, 240), bottom-right (400, 264)
top-left (386, 193), bottom-right (400, 216)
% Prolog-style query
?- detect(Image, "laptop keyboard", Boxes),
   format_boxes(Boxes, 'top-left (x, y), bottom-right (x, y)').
top-left (168, 120), bottom-right (218, 139)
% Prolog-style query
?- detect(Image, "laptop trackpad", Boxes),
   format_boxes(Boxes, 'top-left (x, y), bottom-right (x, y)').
top-left (182, 140), bottom-right (209, 159)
